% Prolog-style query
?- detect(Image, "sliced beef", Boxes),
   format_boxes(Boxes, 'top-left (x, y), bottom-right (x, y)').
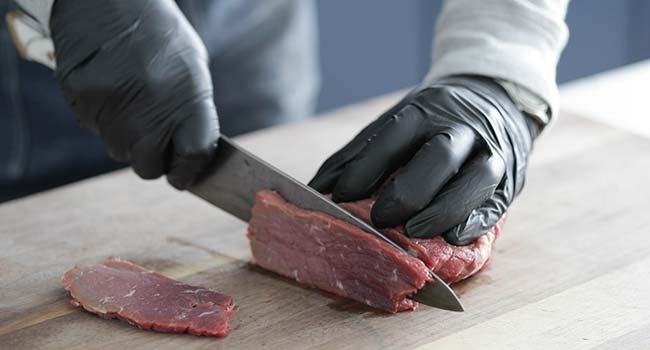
top-left (62, 259), bottom-right (236, 337)
top-left (248, 190), bottom-right (502, 312)
top-left (339, 197), bottom-right (502, 284)
top-left (248, 191), bottom-right (431, 312)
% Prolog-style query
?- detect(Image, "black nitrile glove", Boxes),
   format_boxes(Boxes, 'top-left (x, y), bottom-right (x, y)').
top-left (309, 76), bottom-right (542, 245)
top-left (50, 0), bottom-right (219, 189)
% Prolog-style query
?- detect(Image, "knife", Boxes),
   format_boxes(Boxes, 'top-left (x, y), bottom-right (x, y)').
top-left (189, 136), bottom-right (464, 312)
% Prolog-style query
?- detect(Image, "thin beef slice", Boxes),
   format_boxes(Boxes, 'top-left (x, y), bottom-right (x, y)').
top-left (247, 190), bottom-right (502, 313)
top-left (62, 259), bottom-right (236, 337)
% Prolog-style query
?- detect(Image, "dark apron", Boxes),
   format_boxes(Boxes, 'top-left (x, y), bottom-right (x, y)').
top-left (0, 2), bottom-right (123, 202)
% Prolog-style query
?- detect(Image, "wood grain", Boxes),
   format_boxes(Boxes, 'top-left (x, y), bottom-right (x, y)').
top-left (1, 92), bottom-right (650, 349)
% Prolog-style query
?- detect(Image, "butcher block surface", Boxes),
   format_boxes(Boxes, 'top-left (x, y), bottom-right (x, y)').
top-left (2, 91), bottom-right (650, 349)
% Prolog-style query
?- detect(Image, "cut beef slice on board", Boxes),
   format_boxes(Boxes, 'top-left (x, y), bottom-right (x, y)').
top-left (62, 259), bottom-right (236, 337)
top-left (247, 190), bottom-right (503, 313)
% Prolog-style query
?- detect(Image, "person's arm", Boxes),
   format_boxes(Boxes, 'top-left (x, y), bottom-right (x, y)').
top-left (427, 0), bottom-right (570, 125)
top-left (13, 0), bottom-right (55, 32)
top-left (8, 0), bottom-right (56, 68)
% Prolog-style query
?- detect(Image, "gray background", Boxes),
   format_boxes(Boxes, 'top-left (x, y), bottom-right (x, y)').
top-left (316, 0), bottom-right (650, 112)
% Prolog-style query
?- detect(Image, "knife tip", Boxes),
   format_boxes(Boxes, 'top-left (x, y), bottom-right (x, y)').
top-left (448, 301), bottom-right (465, 312)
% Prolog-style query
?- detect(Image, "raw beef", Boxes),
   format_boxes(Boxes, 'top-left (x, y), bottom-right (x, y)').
top-left (339, 197), bottom-right (502, 284)
top-left (62, 259), bottom-right (236, 337)
top-left (248, 191), bottom-right (431, 312)
top-left (247, 190), bottom-right (502, 312)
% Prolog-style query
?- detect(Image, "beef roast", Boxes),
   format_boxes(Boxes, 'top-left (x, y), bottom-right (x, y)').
top-left (62, 259), bottom-right (236, 337)
top-left (247, 190), bottom-right (502, 312)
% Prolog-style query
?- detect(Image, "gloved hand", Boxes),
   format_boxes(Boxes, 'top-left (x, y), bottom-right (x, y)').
top-left (50, 0), bottom-right (219, 189)
top-left (309, 76), bottom-right (542, 245)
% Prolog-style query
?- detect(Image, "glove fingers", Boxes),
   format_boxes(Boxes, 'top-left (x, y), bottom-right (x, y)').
top-left (60, 49), bottom-right (136, 162)
top-left (166, 103), bottom-right (220, 190)
top-left (371, 123), bottom-right (477, 228)
top-left (441, 189), bottom-right (508, 246)
top-left (131, 135), bottom-right (169, 180)
top-left (167, 152), bottom-right (211, 190)
top-left (330, 105), bottom-right (427, 202)
top-left (404, 151), bottom-right (505, 238)
top-left (308, 113), bottom-right (394, 193)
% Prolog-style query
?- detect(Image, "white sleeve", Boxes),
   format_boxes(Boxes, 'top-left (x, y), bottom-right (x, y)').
top-left (13, 0), bottom-right (56, 35)
top-left (426, 0), bottom-right (570, 121)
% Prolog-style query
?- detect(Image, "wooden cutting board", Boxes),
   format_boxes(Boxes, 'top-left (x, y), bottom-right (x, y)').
top-left (2, 92), bottom-right (650, 350)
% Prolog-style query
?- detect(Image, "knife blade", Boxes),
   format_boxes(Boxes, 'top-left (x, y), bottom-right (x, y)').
top-left (189, 136), bottom-right (463, 312)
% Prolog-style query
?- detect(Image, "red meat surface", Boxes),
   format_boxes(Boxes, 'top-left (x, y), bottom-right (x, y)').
top-left (248, 190), bottom-right (502, 312)
top-left (339, 198), bottom-right (502, 284)
top-left (62, 259), bottom-right (236, 337)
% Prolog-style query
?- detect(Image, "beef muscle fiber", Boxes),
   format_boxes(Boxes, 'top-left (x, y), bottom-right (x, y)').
top-left (247, 190), bottom-right (502, 312)
top-left (62, 259), bottom-right (236, 337)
